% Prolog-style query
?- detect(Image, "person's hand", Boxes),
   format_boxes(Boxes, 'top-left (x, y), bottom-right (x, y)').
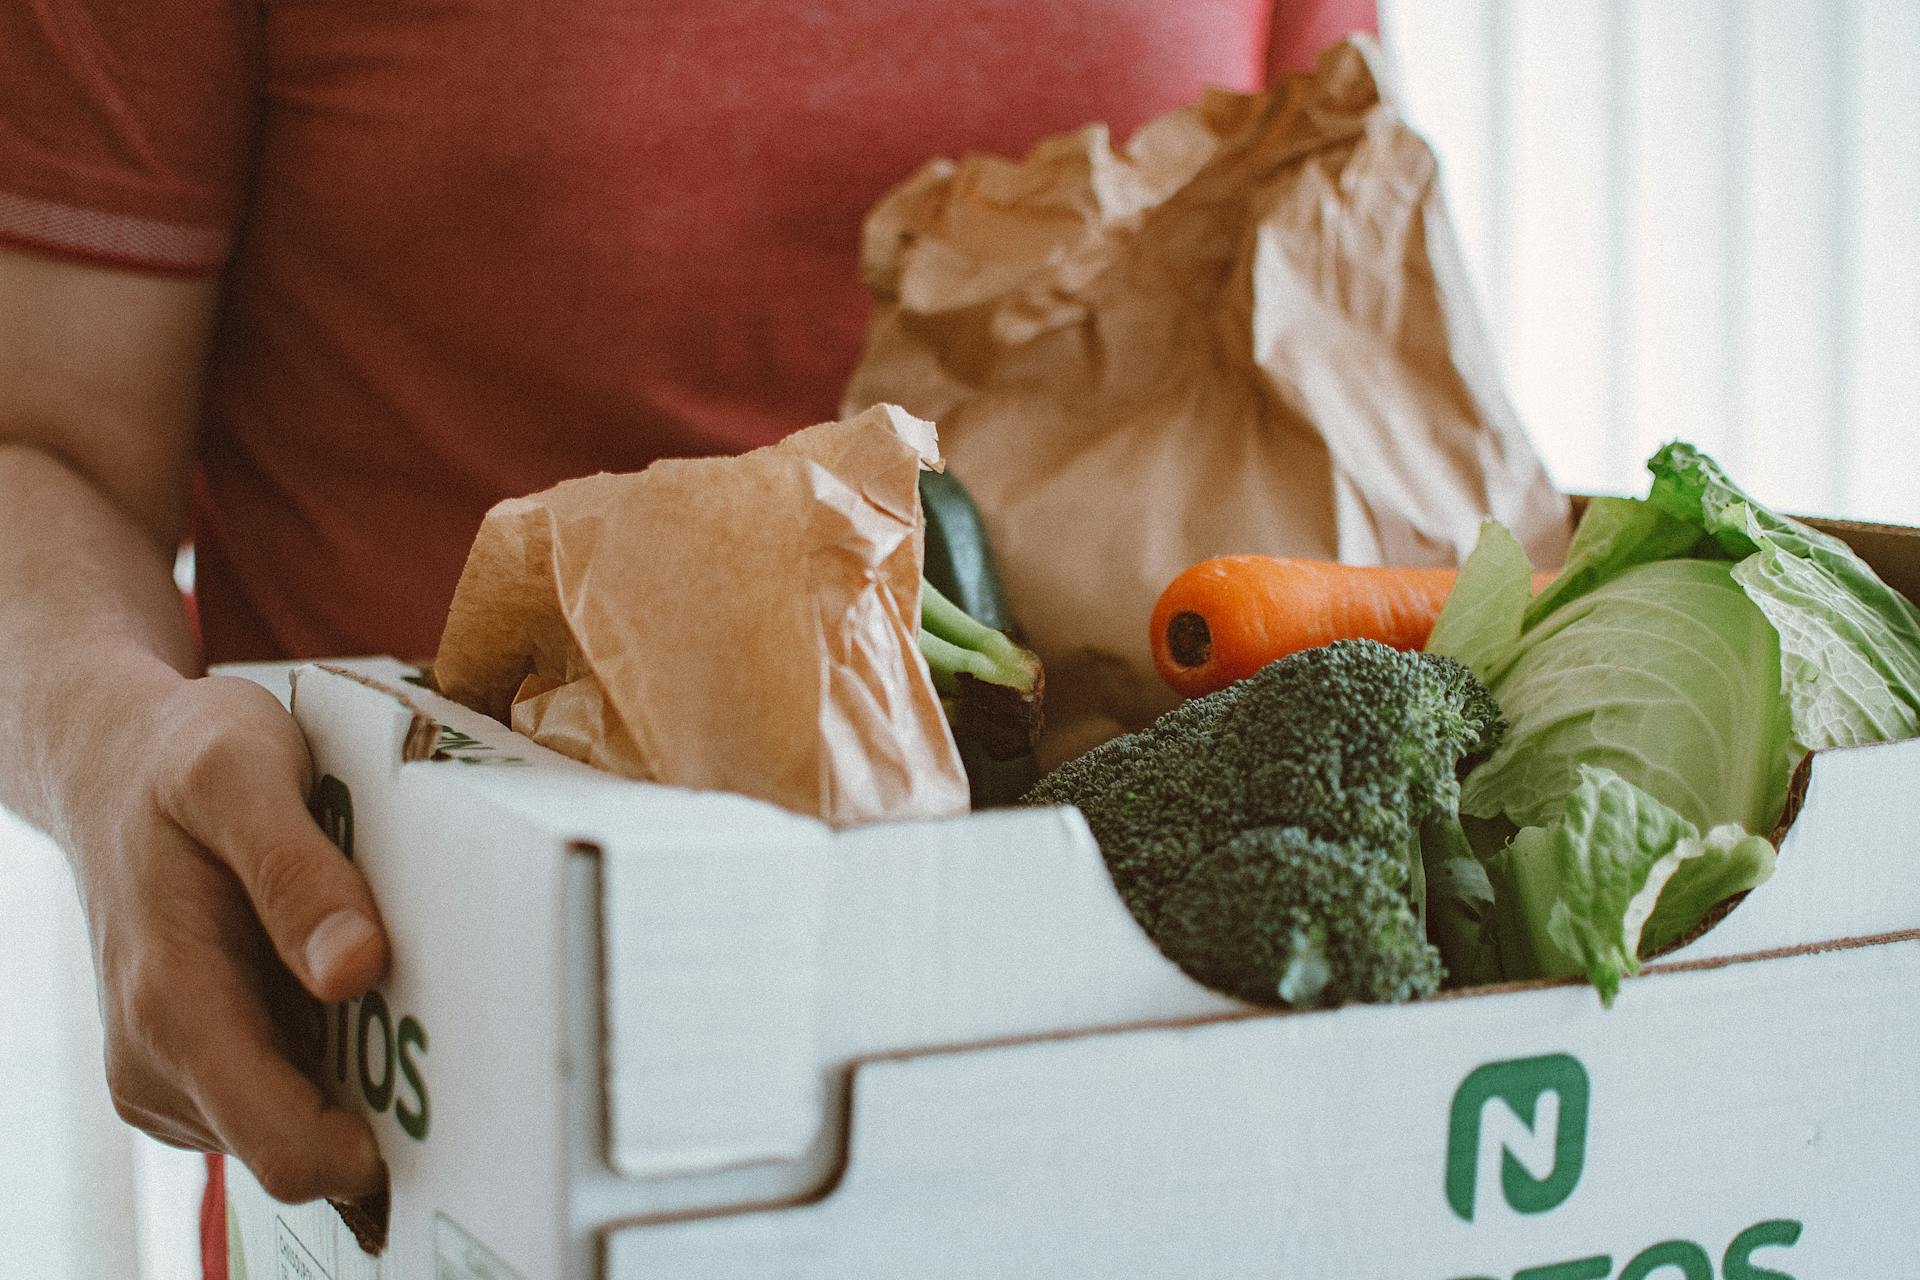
top-left (59, 669), bottom-right (389, 1204)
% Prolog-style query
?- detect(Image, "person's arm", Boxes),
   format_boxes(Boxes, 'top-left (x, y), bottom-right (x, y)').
top-left (0, 243), bottom-right (388, 1205)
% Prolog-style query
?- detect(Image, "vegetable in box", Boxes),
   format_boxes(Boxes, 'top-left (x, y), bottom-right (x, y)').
top-left (1429, 442), bottom-right (1920, 999)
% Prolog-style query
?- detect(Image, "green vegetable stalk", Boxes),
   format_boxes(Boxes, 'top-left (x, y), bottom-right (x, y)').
top-left (919, 578), bottom-right (1044, 762)
top-left (919, 467), bottom-right (1042, 805)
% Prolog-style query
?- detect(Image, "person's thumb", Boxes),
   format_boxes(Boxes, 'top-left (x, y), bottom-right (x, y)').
top-left (160, 691), bottom-right (389, 1003)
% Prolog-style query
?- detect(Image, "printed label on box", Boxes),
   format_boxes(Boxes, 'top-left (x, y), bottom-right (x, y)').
top-left (433, 1213), bottom-right (524, 1280)
top-left (1438, 1053), bottom-right (1804, 1280)
top-left (275, 1219), bottom-right (334, 1280)
top-left (1447, 1053), bottom-right (1590, 1223)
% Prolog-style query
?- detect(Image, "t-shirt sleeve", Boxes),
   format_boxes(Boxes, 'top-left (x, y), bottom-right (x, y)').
top-left (0, 0), bottom-right (260, 274)
top-left (1268, 0), bottom-right (1378, 79)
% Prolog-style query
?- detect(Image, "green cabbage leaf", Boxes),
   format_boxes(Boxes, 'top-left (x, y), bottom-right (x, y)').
top-left (1426, 443), bottom-right (1920, 1000)
top-left (1483, 767), bottom-right (1776, 1005)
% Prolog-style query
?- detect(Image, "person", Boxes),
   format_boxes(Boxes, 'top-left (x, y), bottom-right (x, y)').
top-left (0, 0), bottom-right (1375, 1270)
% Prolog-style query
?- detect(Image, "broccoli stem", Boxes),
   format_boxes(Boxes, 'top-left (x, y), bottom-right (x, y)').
top-left (919, 578), bottom-right (1044, 761)
top-left (1420, 811), bottom-right (1502, 988)
top-left (1399, 826), bottom-right (1429, 933)
top-left (1420, 809), bottom-right (1474, 876)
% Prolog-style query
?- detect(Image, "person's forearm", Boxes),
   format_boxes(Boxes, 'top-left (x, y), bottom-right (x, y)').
top-left (0, 253), bottom-right (388, 1202)
top-left (0, 440), bottom-right (200, 835)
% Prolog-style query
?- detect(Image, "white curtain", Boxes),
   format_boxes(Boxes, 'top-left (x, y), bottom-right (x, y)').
top-left (1379, 0), bottom-right (1920, 524)
top-left (4, 4), bottom-right (1917, 1275)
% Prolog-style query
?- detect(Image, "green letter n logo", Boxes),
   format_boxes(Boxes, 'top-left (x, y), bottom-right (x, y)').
top-left (1446, 1054), bottom-right (1589, 1222)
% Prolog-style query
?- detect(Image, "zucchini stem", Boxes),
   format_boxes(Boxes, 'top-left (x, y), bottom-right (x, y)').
top-left (919, 577), bottom-right (1044, 760)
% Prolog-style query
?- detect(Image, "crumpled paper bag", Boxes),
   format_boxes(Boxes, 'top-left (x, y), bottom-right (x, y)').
top-left (431, 404), bottom-right (970, 827)
top-left (843, 37), bottom-right (1571, 765)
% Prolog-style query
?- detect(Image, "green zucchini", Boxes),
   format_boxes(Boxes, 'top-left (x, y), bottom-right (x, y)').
top-left (920, 469), bottom-right (1015, 633)
top-left (919, 468), bottom-right (1040, 806)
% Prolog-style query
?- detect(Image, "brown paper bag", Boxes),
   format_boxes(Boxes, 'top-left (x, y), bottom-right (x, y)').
top-left (843, 37), bottom-right (1571, 765)
top-left (432, 404), bottom-right (970, 827)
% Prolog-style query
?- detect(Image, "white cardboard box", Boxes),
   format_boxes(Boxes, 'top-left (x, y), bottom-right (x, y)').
top-left (229, 520), bottom-right (1920, 1280)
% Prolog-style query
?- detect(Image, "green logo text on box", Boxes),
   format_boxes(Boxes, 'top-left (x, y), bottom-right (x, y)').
top-left (1447, 1053), bottom-right (1590, 1222)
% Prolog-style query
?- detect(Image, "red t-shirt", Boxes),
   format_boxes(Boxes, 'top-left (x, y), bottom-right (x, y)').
top-left (2, 0), bottom-right (1373, 667)
top-left (7, 5), bottom-right (1375, 1271)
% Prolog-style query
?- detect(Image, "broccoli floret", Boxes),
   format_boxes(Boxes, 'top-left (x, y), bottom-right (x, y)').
top-left (1025, 639), bottom-right (1502, 1008)
top-left (1156, 827), bottom-right (1445, 1006)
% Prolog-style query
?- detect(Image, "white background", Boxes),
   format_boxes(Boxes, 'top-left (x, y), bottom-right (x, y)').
top-left (1383, 0), bottom-right (1919, 524)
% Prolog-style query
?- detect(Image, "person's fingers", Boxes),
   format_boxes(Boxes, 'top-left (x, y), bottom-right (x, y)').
top-left (157, 682), bottom-right (388, 1004)
top-left (102, 962), bottom-right (226, 1154)
top-left (106, 1061), bottom-right (219, 1151)
top-left (257, 948), bottom-right (331, 1067)
top-left (177, 978), bottom-right (385, 1204)
top-left (103, 840), bottom-right (376, 1201)
top-left (112, 1099), bottom-right (220, 1154)
top-left (145, 1131), bottom-right (220, 1155)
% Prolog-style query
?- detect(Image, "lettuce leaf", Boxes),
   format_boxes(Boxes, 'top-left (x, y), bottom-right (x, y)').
top-left (1424, 519), bottom-right (1533, 685)
top-left (1649, 442), bottom-right (1920, 750)
top-left (1485, 767), bottom-right (1775, 1004)
top-left (1522, 495), bottom-right (1713, 628)
top-left (1425, 442), bottom-right (1920, 1001)
top-left (1453, 555), bottom-right (1792, 836)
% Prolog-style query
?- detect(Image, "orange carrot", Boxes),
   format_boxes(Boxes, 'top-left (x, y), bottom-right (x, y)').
top-left (1149, 555), bottom-right (1555, 699)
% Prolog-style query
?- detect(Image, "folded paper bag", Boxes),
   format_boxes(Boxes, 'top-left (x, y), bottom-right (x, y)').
top-left (432, 404), bottom-right (970, 827)
top-left (844, 37), bottom-right (1572, 766)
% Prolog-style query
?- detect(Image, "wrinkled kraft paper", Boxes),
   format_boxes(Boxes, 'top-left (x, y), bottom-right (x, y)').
top-left (432, 404), bottom-right (970, 827)
top-left (844, 37), bottom-right (1571, 765)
